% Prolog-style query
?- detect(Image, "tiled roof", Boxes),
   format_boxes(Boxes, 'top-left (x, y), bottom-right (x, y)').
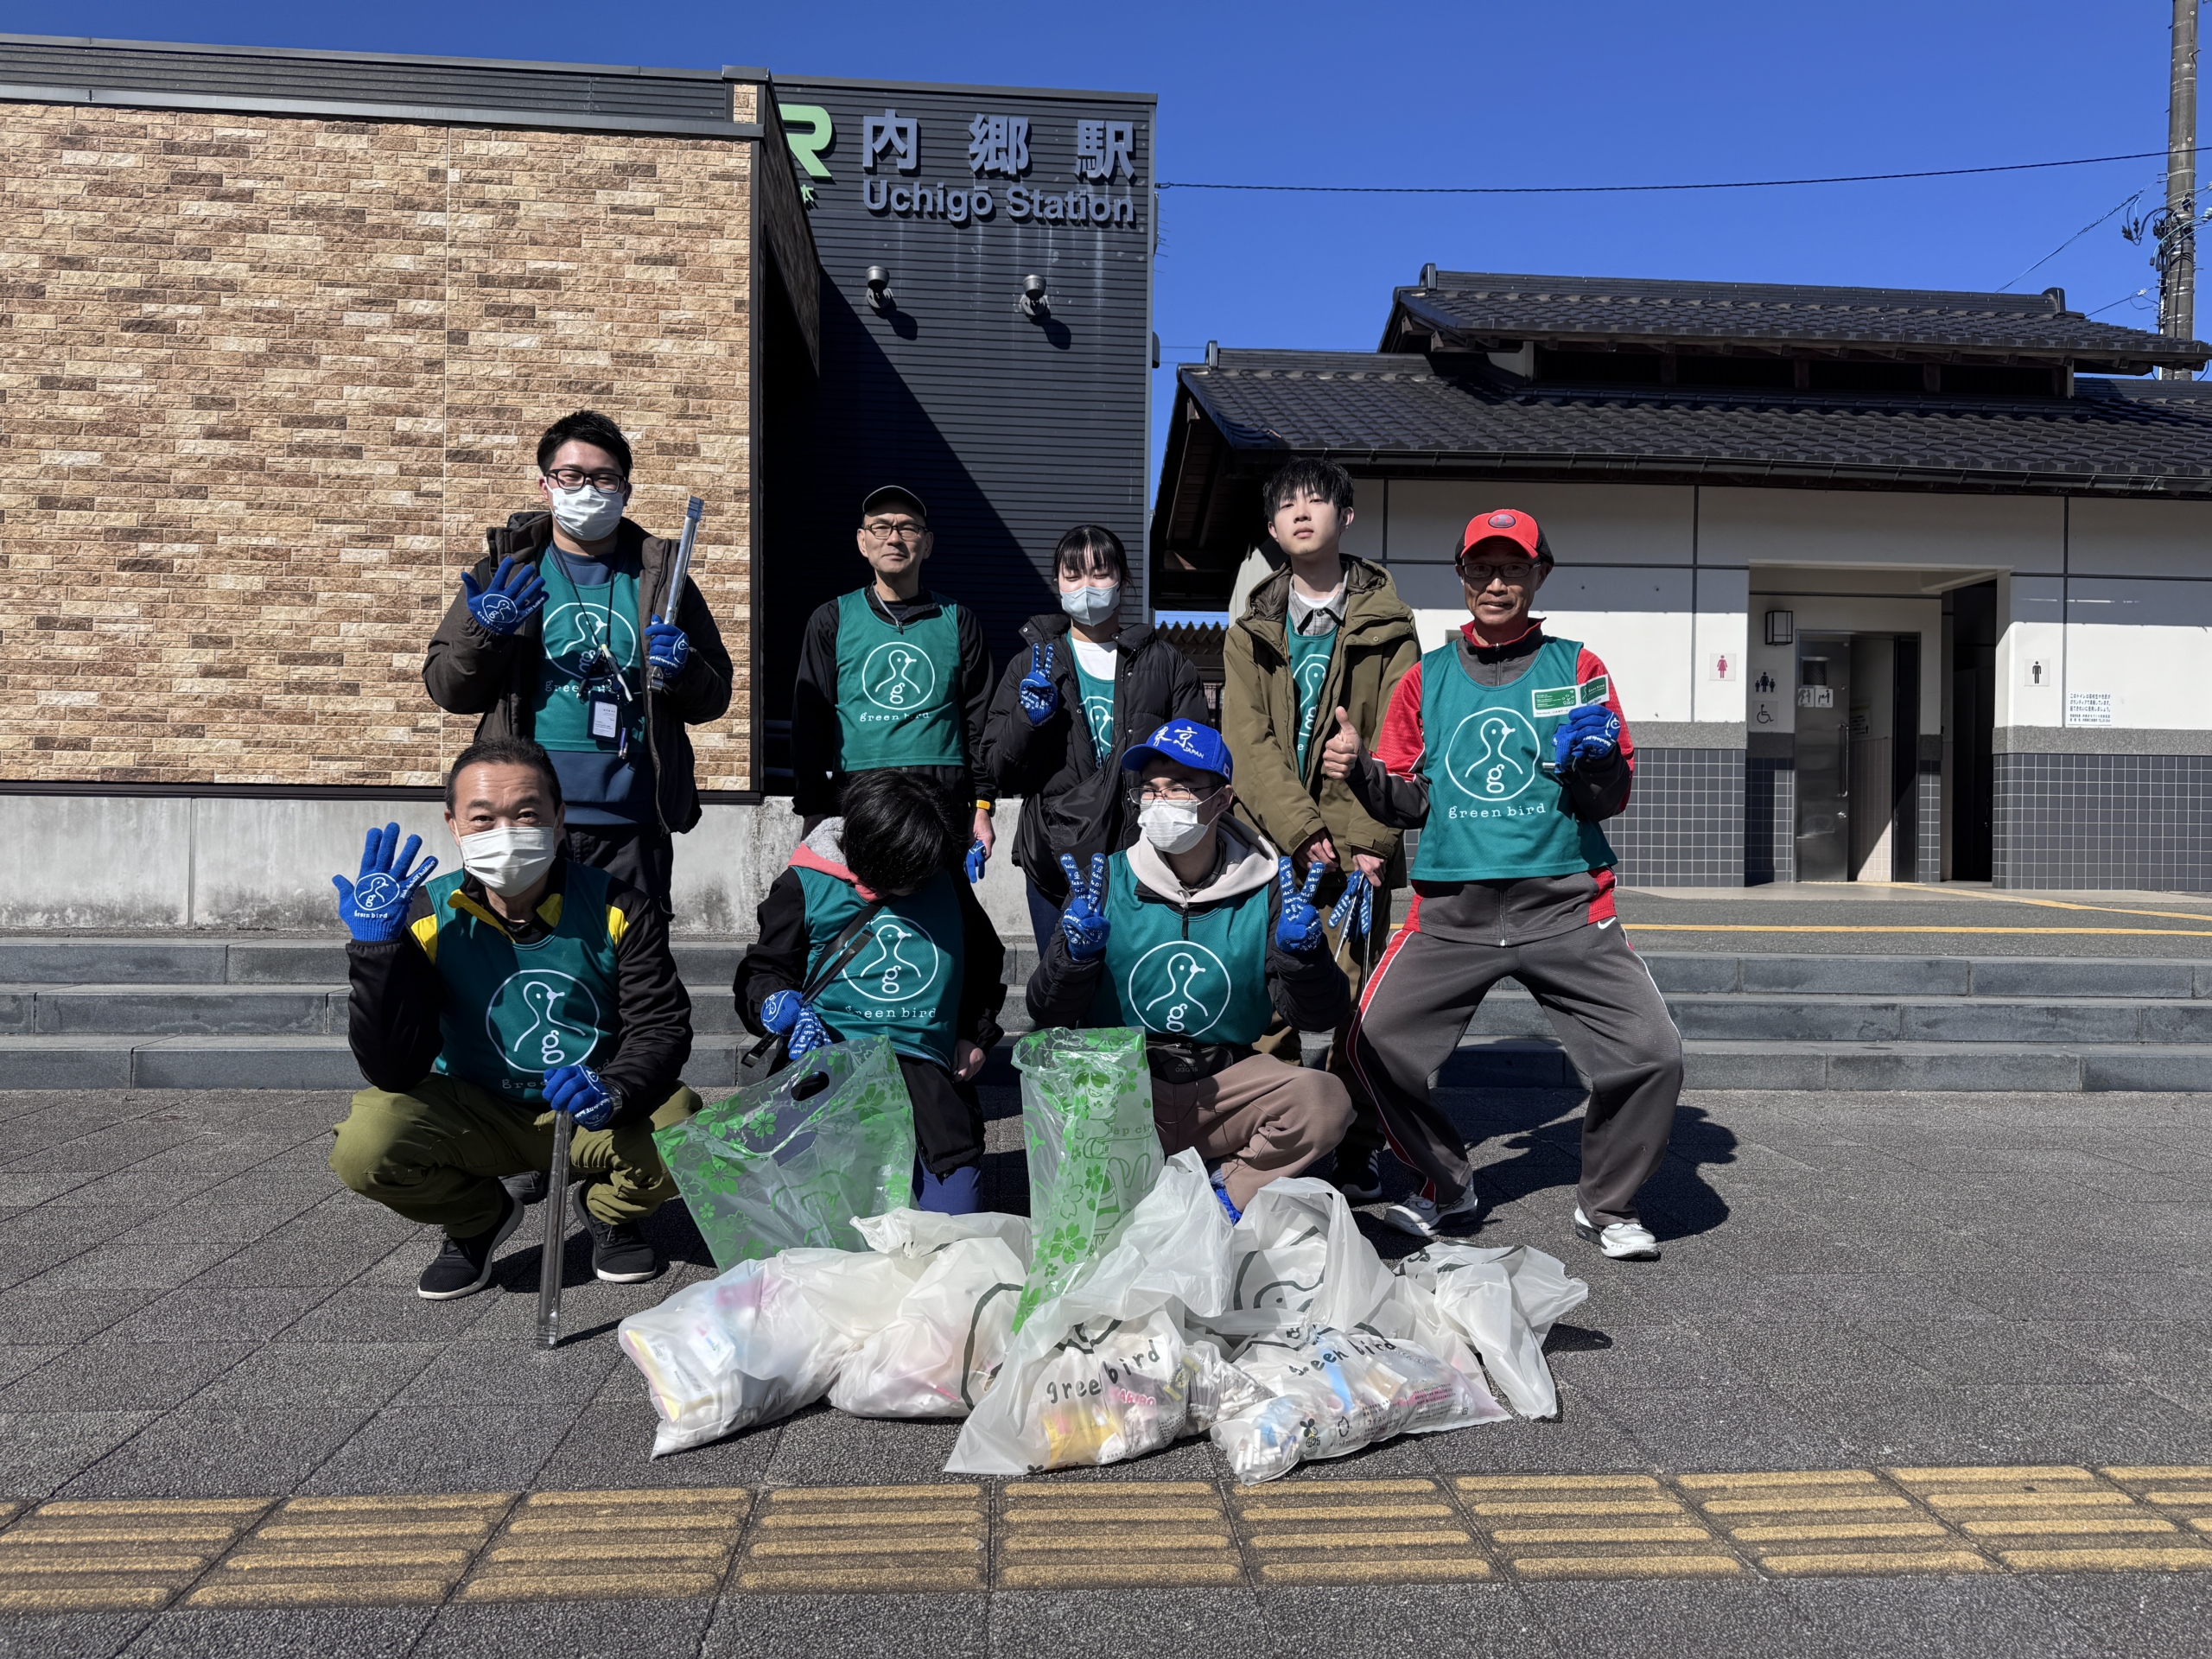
top-left (1175, 349), bottom-right (2212, 499)
top-left (1390, 271), bottom-right (2209, 370)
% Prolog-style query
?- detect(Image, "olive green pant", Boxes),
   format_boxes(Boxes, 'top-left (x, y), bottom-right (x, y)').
top-left (331, 1074), bottom-right (702, 1238)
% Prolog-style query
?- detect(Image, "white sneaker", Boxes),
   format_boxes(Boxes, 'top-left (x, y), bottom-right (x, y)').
top-left (1380, 1188), bottom-right (1482, 1240)
top-left (1574, 1207), bottom-right (1660, 1260)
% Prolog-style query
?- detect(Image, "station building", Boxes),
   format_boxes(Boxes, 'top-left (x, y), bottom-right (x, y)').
top-left (1154, 271), bottom-right (2212, 890)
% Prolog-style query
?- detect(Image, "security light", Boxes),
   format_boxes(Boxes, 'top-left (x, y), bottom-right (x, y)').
top-left (1764, 609), bottom-right (1795, 646)
top-left (866, 266), bottom-right (893, 311)
top-left (1021, 274), bottom-right (1048, 318)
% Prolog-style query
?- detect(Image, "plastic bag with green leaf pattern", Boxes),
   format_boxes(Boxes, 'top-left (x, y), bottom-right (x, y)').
top-left (654, 1034), bottom-right (916, 1270)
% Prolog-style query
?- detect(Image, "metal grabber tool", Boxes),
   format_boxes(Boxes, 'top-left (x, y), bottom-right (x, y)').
top-left (650, 498), bottom-right (705, 694)
top-left (537, 1108), bottom-right (574, 1349)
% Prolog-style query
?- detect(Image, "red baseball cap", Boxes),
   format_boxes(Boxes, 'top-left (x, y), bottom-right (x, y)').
top-left (1459, 508), bottom-right (1552, 562)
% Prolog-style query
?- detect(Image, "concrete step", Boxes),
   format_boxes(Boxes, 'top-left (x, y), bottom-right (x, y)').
top-left (1459, 988), bottom-right (2212, 1044)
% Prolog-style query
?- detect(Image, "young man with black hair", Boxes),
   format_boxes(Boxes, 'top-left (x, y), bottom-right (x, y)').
top-left (329, 736), bottom-right (699, 1300)
top-left (1324, 507), bottom-right (1681, 1259)
top-left (790, 486), bottom-right (997, 875)
top-left (734, 767), bottom-right (1008, 1215)
top-left (1026, 719), bottom-right (1355, 1219)
top-left (423, 409), bottom-right (734, 914)
top-left (981, 522), bottom-right (1210, 950)
top-left (1222, 458), bottom-right (1420, 1204)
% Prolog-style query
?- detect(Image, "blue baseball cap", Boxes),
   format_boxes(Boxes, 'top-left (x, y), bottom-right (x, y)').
top-left (1121, 718), bottom-right (1233, 782)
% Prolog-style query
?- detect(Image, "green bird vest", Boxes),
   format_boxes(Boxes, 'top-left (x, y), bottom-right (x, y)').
top-left (1410, 635), bottom-right (1618, 883)
top-left (1071, 647), bottom-right (1116, 765)
top-left (414, 864), bottom-right (625, 1106)
top-left (1288, 626), bottom-right (1337, 777)
top-left (1094, 851), bottom-right (1274, 1046)
top-left (797, 865), bottom-right (965, 1068)
top-left (833, 588), bottom-right (966, 772)
top-left (532, 552), bottom-right (643, 752)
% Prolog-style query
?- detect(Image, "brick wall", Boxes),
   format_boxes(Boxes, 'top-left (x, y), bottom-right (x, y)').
top-left (0, 101), bottom-right (757, 791)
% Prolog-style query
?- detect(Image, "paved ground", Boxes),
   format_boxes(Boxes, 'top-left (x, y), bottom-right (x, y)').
top-left (0, 1061), bottom-right (2207, 1655)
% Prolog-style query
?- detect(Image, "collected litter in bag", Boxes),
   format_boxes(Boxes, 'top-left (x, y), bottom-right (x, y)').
top-left (949, 1151), bottom-right (1261, 1474)
top-left (1203, 1177), bottom-right (1399, 1344)
top-left (1391, 1243), bottom-right (1589, 1420)
top-left (1211, 1323), bottom-right (1508, 1485)
top-left (830, 1211), bottom-right (1033, 1419)
top-left (1013, 1027), bottom-right (1161, 1329)
top-left (617, 1248), bottom-right (915, 1457)
top-left (655, 1035), bottom-right (916, 1269)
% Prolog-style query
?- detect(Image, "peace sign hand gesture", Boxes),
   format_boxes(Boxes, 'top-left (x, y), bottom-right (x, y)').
top-left (1273, 855), bottom-right (1331, 955)
top-left (1326, 868), bottom-right (1374, 944)
top-left (1019, 641), bottom-right (1061, 727)
top-left (1057, 852), bottom-right (1111, 963)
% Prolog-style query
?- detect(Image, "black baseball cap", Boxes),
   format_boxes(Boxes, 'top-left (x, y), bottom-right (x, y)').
top-left (860, 485), bottom-right (928, 524)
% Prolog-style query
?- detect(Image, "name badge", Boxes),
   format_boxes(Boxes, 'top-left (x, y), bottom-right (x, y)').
top-left (1530, 676), bottom-right (1610, 716)
top-left (589, 696), bottom-right (620, 741)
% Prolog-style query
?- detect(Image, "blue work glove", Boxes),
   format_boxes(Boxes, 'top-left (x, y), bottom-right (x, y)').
top-left (460, 556), bottom-right (547, 637)
top-left (1327, 874), bottom-right (1374, 944)
top-left (1057, 852), bottom-right (1110, 963)
top-left (1211, 1171), bottom-right (1243, 1224)
top-left (332, 823), bottom-right (439, 944)
top-left (964, 838), bottom-right (989, 883)
top-left (1554, 702), bottom-right (1623, 773)
top-left (1018, 642), bottom-right (1060, 727)
top-left (543, 1063), bottom-right (619, 1131)
top-left (1274, 856), bottom-right (1329, 955)
top-left (761, 989), bottom-right (830, 1059)
top-left (645, 613), bottom-right (690, 676)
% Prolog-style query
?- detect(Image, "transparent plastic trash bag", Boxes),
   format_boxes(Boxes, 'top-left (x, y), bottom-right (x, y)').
top-left (1013, 1027), bottom-right (1161, 1330)
top-left (1202, 1176), bottom-right (1400, 1346)
top-left (1391, 1243), bottom-right (1589, 1420)
top-left (1211, 1323), bottom-right (1508, 1485)
top-left (654, 1034), bottom-right (916, 1269)
top-left (830, 1211), bottom-right (1034, 1419)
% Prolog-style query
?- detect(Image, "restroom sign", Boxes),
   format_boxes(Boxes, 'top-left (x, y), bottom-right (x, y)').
top-left (1707, 652), bottom-right (1737, 682)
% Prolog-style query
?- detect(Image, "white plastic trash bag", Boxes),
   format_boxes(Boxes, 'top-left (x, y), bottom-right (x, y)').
top-left (618, 1248), bottom-right (915, 1456)
top-left (1211, 1323), bottom-right (1509, 1485)
top-left (1198, 1176), bottom-right (1398, 1347)
top-left (830, 1211), bottom-right (1034, 1420)
top-left (1392, 1243), bottom-right (1589, 1420)
top-left (947, 1150), bottom-right (1256, 1474)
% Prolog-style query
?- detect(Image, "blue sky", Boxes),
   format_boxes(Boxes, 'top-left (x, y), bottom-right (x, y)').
top-left (24, 0), bottom-right (2197, 487)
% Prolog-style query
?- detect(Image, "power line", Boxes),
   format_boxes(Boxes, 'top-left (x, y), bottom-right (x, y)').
top-left (1158, 146), bottom-right (2193, 198)
top-left (1997, 188), bottom-right (2149, 291)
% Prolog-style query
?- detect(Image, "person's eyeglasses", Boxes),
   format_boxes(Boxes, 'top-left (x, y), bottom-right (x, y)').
top-left (1126, 781), bottom-right (1226, 809)
top-left (1457, 561), bottom-right (1535, 587)
top-left (544, 467), bottom-right (628, 491)
top-left (864, 520), bottom-right (927, 543)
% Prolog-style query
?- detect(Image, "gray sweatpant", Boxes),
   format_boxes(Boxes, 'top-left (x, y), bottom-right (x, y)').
top-left (1347, 916), bottom-right (1682, 1226)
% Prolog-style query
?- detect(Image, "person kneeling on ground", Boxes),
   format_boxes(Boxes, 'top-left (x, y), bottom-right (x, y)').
top-left (330, 736), bottom-right (700, 1300)
top-left (734, 769), bottom-right (1007, 1215)
top-left (1026, 719), bottom-right (1356, 1220)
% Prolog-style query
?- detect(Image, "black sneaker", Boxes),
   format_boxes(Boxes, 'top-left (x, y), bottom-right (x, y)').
top-left (1332, 1148), bottom-right (1383, 1205)
top-left (573, 1185), bottom-right (660, 1283)
top-left (416, 1186), bottom-right (524, 1300)
top-left (501, 1168), bottom-right (549, 1206)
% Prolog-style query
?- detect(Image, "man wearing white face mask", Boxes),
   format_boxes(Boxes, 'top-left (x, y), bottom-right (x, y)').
top-left (423, 410), bottom-right (733, 914)
top-left (1025, 720), bottom-right (1354, 1218)
top-left (330, 737), bottom-right (699, 1300)
top-left (981, 524), bottom-right (1208, 950)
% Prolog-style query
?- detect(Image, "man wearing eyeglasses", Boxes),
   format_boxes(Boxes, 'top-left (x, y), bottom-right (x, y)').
top-left (790, 486), bottom-right (997, 875)
top-left (423, 409), bottom-right (733, 914)
top-left (1322, 509), bottom-right (1681, 1262)
top-left (1026, 719), bottom-right (1355, 1221)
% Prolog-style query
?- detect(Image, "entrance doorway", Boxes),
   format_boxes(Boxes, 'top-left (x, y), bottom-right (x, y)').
top-left (1796, 632), bottom-right (1922, 881)
top-left (1946, 581), bottom-right (1997, 880)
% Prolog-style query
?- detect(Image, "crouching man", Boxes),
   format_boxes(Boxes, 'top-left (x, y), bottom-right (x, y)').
top-left (329, 737), bottom-right (699, 1300)
top-left (1027, 719), bottom-right (1355, 1220)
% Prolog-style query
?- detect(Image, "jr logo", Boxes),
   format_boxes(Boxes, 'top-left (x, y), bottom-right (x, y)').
top-left (861, 640), bottom-right (938, 711)
top-left (839, 915), bottom-right (946, 1005)
top-left (1125, 941), bottom-right (1232, 1039)
top-left (484, 970), bottom-right (601, 1077)
top-left (1443, 708), bottom-right (1540, 802)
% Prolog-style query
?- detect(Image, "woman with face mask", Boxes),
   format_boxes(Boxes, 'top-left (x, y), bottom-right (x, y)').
top-left (980, 524), bottom-right (1211, 952)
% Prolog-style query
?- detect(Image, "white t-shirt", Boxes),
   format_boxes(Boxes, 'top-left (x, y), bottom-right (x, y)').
top-left (1070, 637), bottom-right (1118, 681)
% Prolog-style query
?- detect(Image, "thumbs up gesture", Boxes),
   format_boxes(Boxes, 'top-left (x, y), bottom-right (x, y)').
top-left (1274, 855), bottom-right (1330, 955)
top-left (1057, 852), bottom-right (1111, 963)
top-left (1319, 706), bottom-right (1365, 780)
top-left (1019, 641), bottom-right (1061, 727)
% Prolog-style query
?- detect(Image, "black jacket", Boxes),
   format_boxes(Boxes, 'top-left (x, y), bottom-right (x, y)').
top-left (346, 859), bottom-right (693, 1122)
top-left (790, 587), bottom-right (995, 819)
top-left (980, 613), bottom-right (1210, 904)
top-left (423, 512), bottom-right (734, 835)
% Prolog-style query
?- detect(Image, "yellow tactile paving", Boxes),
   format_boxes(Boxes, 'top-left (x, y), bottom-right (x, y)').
top-left (0, 1497), bottom-right (269, 1612)
top-left (1679, 1469), bottom-right (1989, 1577)
top-left (2104, 1466), bottom-right (2212, 1538)
top-left (1232, 1477), bottom-right (1489, 1585)
top-left (1888, 1465), bottom-right (2212, 1573)
top-left (1455, 1474), bottom-right (1741, 1580)
top-left (459, 1488), bottom-right (749, 1604)
top-left (737, 1484), bottom-right (987, 1593)
top-left (188, 1492), bottom-right (515, 1608)
top-left (997, 1479), bottom-right (1242, 1589)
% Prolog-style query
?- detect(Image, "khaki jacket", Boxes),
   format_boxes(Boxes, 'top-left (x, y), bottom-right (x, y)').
top-left (1222, 556), bottom-right (1420, 877)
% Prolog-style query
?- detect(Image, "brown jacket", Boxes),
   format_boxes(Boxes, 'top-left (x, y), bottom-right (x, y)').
top-left (1222, 556), bottom-right (1420, 876)
top-left (423, 512), bottom-right (734, 835)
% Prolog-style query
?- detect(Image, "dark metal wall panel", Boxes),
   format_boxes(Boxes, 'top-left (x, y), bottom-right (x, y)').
top-left (767, 77), bottom-right (1155, 734)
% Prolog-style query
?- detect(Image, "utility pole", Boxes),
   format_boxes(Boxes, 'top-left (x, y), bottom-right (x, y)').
top-left (2159, 0), bottom-right (2198, 364)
